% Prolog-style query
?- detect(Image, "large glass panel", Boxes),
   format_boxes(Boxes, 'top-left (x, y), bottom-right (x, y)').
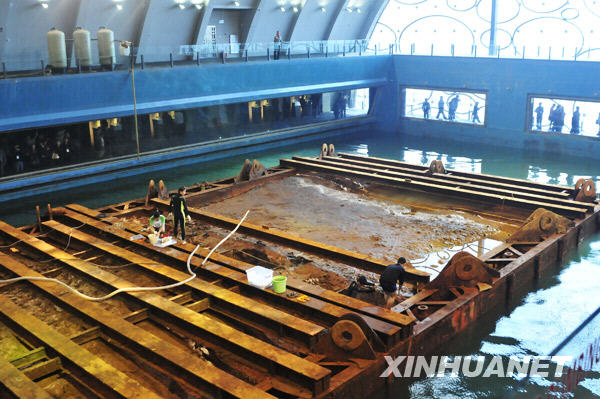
top-left (403, 87), bottom-right (486, 125)
top-left (0, 87), bottom-right (371, 178)
top-left (529, 96), bottom-right (600, 137)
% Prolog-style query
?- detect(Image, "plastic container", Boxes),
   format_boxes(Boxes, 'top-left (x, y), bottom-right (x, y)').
top-left (246, 266), bottom-right (273, 289)
top-left (272, 275), bottom-right (287, 293)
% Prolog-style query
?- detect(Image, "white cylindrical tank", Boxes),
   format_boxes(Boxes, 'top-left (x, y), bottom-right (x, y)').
top-left (97, 27), bottom-right (115, 66)
top-left (46, 27), bottom-right (67, 69)
top-left (73, 27), bottom-right (92, 67)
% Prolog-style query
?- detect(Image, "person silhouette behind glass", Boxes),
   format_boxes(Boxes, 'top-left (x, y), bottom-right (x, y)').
top-left (436, 96), bottom-right (446, 119)
top-left (535, 102), bottom-right (544, 130)
top-left (472, 102), bottom-right (481, 124)
top-left (448, 95), bottom-right (459, 121)
top-left (570, 106), bottom-right (580, 134)
top-left (422, 98), bottom-right (430, 119)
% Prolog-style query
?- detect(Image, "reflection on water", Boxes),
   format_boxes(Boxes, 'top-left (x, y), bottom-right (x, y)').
top-left (2, 130), bottom-right (600, 398)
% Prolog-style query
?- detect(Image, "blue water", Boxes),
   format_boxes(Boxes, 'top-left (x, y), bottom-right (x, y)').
top-left (2, 130), bottom-right (600, 398)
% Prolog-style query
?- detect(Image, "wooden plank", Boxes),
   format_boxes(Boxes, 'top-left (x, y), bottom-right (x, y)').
top-left (45, 218), bottom-right (325, 348)
top-left (8, 347), bottom-right (46, 368)
top-left (280, 158), bottom-right (588, 219)
top-left (0, 291), bottom-right (164, 399)
top-left (22, 357), bottom-right (62, 381)
top-left (0, 254), bottom-right (276, 399)
top-left (301, 156), bottom-right (594, 211)
top-left (337, 152), bottom-right (575, 194)
top-left (151, 197), bottom-right (430, 283)
top-left (63, 204), bottom-right (413, 338)
top-left (7, 220), bottom-right (330, 394)
top-left (391, 289), bottom-right (438, 313)
top-left (325, 155), bottom-right (573, 199)
top-left (0, 354), bottom-right (54, 399)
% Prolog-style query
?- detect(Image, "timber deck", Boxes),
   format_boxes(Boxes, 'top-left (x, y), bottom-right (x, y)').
top-left (0, 152), bottom-right (597, 399)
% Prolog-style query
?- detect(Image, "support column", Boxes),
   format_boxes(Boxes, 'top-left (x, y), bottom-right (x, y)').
top-left (488, 0), bottom-right (498, 56)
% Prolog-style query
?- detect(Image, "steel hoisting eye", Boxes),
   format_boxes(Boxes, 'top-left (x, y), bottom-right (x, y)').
top-left (331, 320), bottom-right (365, 351)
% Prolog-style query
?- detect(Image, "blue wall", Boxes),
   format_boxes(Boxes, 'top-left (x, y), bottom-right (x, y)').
top-left (0, 56), bottom-right (390, 132)
top-left (391, 55), bottom-right (600, 158)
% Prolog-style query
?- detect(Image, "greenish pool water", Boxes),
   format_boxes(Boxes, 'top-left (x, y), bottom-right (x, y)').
top-left (1, 130), bottom-right (599, 398)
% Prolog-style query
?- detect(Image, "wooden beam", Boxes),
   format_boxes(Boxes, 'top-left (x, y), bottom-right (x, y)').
top-left (8, 220), bottom-right (330, 394)
top-left (280, 158), bottom-right (588, 219)
top-left (0, 291), bottom-right (163, 399)
top-left (0, 254), bottom-right (276, 399)
top-left (0, 354), bottom-right (54, 399)
top-left (64, 204), bottom-right (414, 339)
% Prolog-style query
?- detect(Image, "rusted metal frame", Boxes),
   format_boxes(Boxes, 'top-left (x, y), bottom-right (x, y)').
top-left (0, 354), bottom-right (55, 399)
top-left (412, 289), bottom-right (480, 335)
top-left (61, 205), bottom-right (409, 347)
top-left (5, 221), bottom-right (330, 394)
top-left (324, 155), bottom-right (573, 199)
top-left (0, 253), bottom-right (278, 399)
top-left (45, 218), bottom-right (324, 350)
top-left (280, 158), bottom-right (588, 219)
top-left (337, 152), bottom-right (576, 195)
top-left (0, 291), bottom-right (164, 399)
top-left (298, 156), bottom-right (594, 212)
top-left (70, 326), bottom-right (102, 345)
top-left (152, 198), bottom-right (430, 284)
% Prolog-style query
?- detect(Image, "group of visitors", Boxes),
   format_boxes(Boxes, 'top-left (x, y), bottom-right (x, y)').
top-left (0, 130), bottom-right (77, 177)
top-left (421, 95), bottom-right (481, 124)
top-left (534, 102), bottom-right (600, 135)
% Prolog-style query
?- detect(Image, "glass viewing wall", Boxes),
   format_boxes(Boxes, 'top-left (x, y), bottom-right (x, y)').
top-left (403, 87), bottom-right (486, 125)
top-left (529, 96), bottom-right (600, 137)
top-left (0, 87), bottom-right (371, 178)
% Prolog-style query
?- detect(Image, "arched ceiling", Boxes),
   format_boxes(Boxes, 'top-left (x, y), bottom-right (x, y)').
top-left (0, 0), bottom-right (389, 68)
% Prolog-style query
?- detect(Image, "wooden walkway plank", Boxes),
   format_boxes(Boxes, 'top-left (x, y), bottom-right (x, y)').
top-left (301, 156), bottom-right (594, 211)
top-left (0, 220), bottom-right (330, 394)
top-left (337, 152), bottom-right (575, 194)
top-left (324, 155), bottom-right (573, 199)
top-left (280, 158), bottom-right (588, 218)
top-left (391, 289), bottom-right (438, 313)
top-left (43, 217), bottom-right (325, 347)
top-left (63, 204), bottom-right (413, 339)
top-left (150, 197), bottom-right (430, 283)
top-left (0, 354), bottom-right (54, 399)
top-left (0, 254), bottom-right (277, 399)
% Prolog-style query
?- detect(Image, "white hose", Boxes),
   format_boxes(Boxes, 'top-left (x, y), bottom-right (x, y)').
top-left (0, 211), bottom-right (250, 302)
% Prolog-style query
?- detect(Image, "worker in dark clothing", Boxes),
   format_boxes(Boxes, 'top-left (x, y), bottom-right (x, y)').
top-left (170, 186), bottom-right (191, 243)
top-left (422, 98), bottom-right (431, 119)
top-left (379, 257), bottom-right (407, 309)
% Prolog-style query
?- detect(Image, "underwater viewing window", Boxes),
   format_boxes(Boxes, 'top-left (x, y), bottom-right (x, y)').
top-left (528, 96), bottom-right (600, 138)
top-left (0, 87), bottom-right (372, 179)
top-left (402, 87), bottom-right (487, 126)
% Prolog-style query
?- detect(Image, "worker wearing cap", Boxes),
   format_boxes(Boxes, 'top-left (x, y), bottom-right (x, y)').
top-left (170, 186), bottom-right (191, 243)
top-left (380, 257), bottom-right (407, 309)
top-left (149, 209), bottom-right (166, 234)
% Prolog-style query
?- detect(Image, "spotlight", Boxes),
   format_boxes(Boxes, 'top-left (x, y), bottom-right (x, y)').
top-left (195, 4), bottom-right (202, 8)
top-left (234, 1), bottom-right (240, 6)
top-left (320, 7), bottom-right (326, 12)
top-left (346, 7), bottom-right (352, 12)
top-left (293, 6), bottom-right (298, 12)
top-left (179, 3), bottom-right (185, 8)
top-left (116, 4), bottom-right (123, 10)
top-left (280, 6), bottom-right (285, 11)
top-left (356, 7), bottom-right (361, 12)
top-left (41, 2), bottom-right (49, 8)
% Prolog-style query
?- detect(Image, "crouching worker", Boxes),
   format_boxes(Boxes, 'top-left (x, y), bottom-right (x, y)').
top-left (170, 186), bottom-right (192, 243)
top-left (379, 257), bottom-right (407, 309)
top-left (149, 209), bottom-right (166, 234)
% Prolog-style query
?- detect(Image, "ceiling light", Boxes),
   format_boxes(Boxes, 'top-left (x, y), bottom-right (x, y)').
top-left (116, 4), bottom-right (122, 10)
top-left (293, 6), bottom-right (298, 12)
top-left (179, 3), bottom-right (185, 8)
top-left (234, 1), bottom-right (240, 6)
top-left (195, 4), bottom-right (202, 8)
top-left (41, 2), bottom-right (49, 8)
top-left (346, 7), bottom-right (352, 12)
top-left (320, 7), bottom-right (326, 12)
top-left (280, 6), bottom-right (285, 11)
top-left (356, 7), bottom-right (361, 12)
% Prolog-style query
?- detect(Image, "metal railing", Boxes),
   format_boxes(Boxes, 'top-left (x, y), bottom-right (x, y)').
top-left (2, 38), bottom-right (600, 79)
